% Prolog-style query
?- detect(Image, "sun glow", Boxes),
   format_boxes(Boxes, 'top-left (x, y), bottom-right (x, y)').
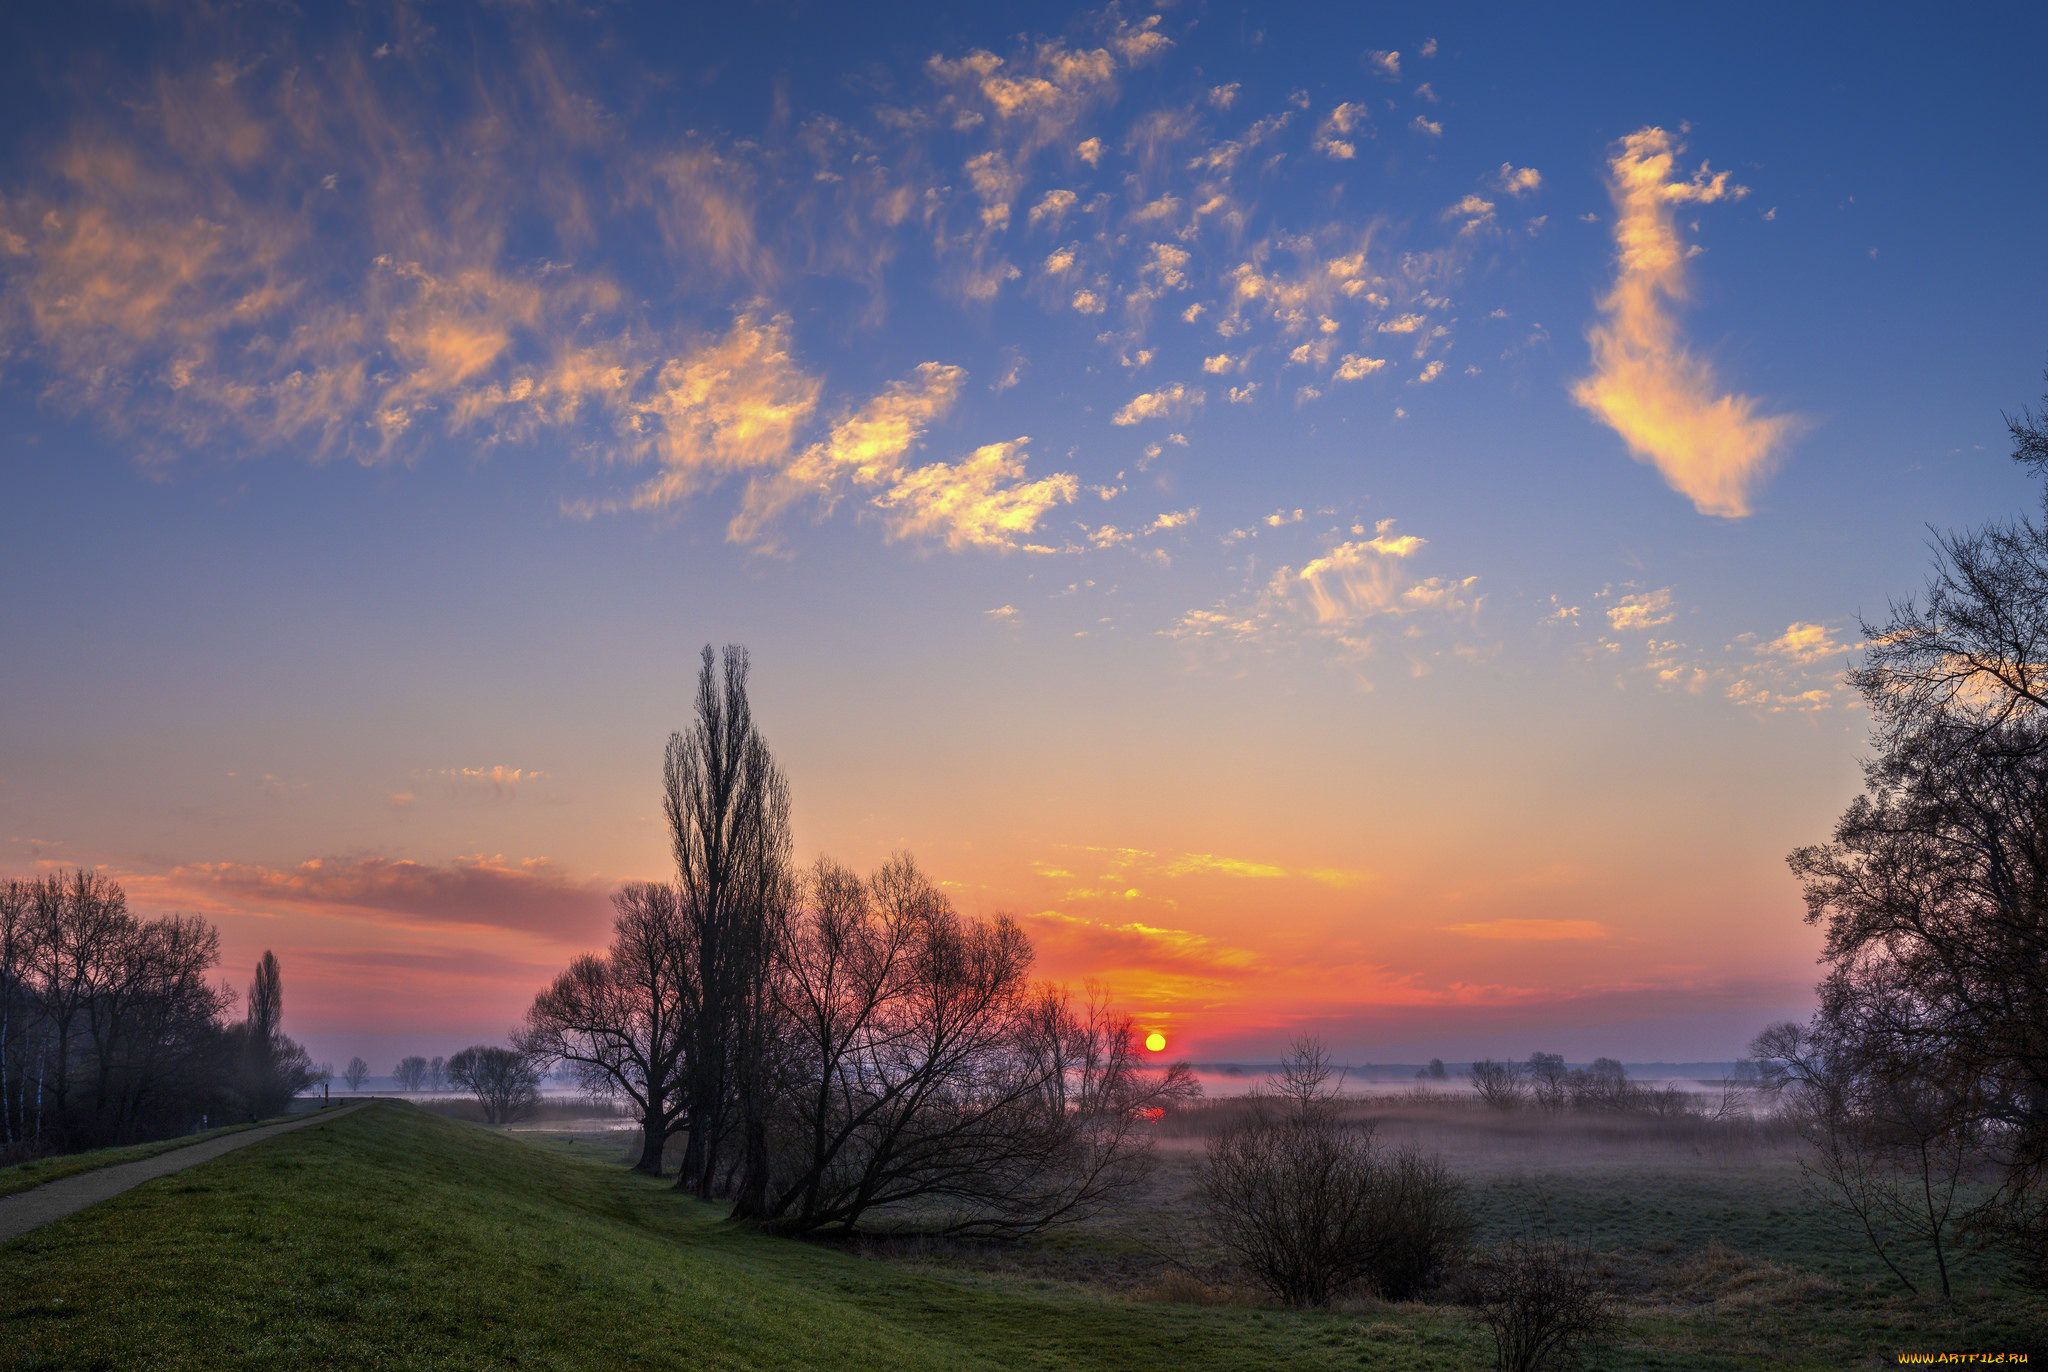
top-left (1144, 1030), bottom-right (1168, 1052)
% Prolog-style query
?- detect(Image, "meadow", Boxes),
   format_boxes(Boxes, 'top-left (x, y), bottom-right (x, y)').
top-left (1, 1096), bottom-right (2040, 1369)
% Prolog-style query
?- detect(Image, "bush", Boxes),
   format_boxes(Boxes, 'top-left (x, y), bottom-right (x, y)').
top-left (1194, 1039), bottom-right (1474, 1305)
top-left (1468, 1239), bottom-right (1617, 1371)
top-left (1369, 1146), bottom-right (1478, 1300)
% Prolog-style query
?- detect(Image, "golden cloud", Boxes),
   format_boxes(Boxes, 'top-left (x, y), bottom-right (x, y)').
top-left (1111, 382), bottom-right (1202, 425)
top-left (626, 314), bottom-right (823, 511)
top-left (1169, 520), bottom-right (1478, 665)
top-left (1605, 587), bottom-right (1675, 631)
top-left (731, 360), bottom-right (966, 543)
top-left (1572, 127), bottom-right (1801, 517)
top-left (871, 437), bottom-right (1078, 551)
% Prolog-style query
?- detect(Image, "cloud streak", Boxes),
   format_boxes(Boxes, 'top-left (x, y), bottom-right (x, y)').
top-left (1572, 127), bottom-right (1800, 518)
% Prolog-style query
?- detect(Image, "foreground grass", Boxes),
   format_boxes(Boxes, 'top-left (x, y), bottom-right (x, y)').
top-left (0, 1102), bottom-right (1496, 1371)
top-left (3, 1103), bottom-right (2039, 1369)
top-left (0, 1121), bottom-right (268, 1199)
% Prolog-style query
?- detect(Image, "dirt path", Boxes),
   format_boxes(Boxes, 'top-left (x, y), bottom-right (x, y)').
top-left (0, 1104), bottom-right (366, 1246)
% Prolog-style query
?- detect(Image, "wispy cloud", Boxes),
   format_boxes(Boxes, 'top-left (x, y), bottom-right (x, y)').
top-left (152, 854), bottom-right (614, 942)
top-left (1572, 127), bottom-right (1801, 517)
top-left (871, 438), bottom-right (1077, 551)
top-left (1111, 382), bottom-right (1203, 425)
top-left (1441, 919), bottom-right (1607, 941)
top-left (1169, 520), bottom-right (1479, 666)
top-left (1605, 587), bottom-right (1675, 631)
top-left (0, 7), bottom-right (1520, 563)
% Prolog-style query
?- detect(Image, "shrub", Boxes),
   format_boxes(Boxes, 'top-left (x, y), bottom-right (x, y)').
top-left (1469, 1238), bottom-right (1617, 1371)
top-left (1195, 1039), bottom-right (1474, 1305)
top-left (1368, 1146), bottom-right (1478, 1300)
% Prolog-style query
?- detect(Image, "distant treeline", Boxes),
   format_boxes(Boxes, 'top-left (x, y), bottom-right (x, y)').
top-left (1467, 1054), bottom-right (1725, 1117)
top-left (0, 870), bottom-right (314, 1158)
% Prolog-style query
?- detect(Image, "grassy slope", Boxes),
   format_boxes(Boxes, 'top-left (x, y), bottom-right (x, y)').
top-left (0, 1121), bottom-right (266, 1199)
top-left (0, 1103), bottom-right (1491, 1371)
top-left (2, 1103), bottom-right (2038, 1370)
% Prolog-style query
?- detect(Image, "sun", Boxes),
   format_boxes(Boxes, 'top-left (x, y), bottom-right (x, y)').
top-left (1144, 1031), bottom-right (1167, 1052)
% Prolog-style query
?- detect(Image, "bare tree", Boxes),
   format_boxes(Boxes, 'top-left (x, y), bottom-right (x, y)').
top-left (27, 871), bottom-right (131, 1145)
top-left (749, 854), bottom-right (1194, 1235)
top-left (1787, 376), bottom-right (2048, 1288)
top-left (1469, 1239), bottom-right (1617, 1372)
top-left (343, 1057), bottom-right (369, 1093)
top-left (0, 872), bottom-right (244, 1149)
top-left (394, 1056), bottom-right (429, 1093)
top-left (428, 1055), bottom-right (447, 1092)
top-left (664, 644), bottom-right (792, 1207)
top-left (521, 882), bottom-right (692, 1174)
top-left (1524, 1053), bottom-right (1569, 1112)
top-left (1565, 1058), bottom-right (1636, 1112)
top-left (1470, 1059), bottom-right (1525, 1110)
top-left (1, 880), bottom-right (33, 1149)
top-left (1753, 1020), bottom-right (1977, 1298)
top-left (448, 1044), bottom-right (541, 1124)
top-left (84, 914), bottom-right (228, 1138)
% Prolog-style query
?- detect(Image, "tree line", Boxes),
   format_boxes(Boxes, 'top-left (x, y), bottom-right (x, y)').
top-left (518, 646), bottom-right (1197, 1236)
top-left (0, 871), bottom-right (313, 1155)
top-left (1467, 1053), bottom-right (1703, 1117)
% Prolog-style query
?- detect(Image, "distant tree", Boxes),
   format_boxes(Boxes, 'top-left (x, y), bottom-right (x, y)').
top-left (1785, 374), bottom-right (2048, 1289)
top-left (447, 1044), bottom-right (540, 1124)
top-left (1470, 1059), bottom-right (1525, 1111)
top-left (393, 1056), bottom-right (429, 1093)
top-left (343, 1056), bottom-right (369, 1093)
top-left (1524, 1053), bottom-right (1569, 1112)
top-left (521, 881), bottom-right (692, 1174)
top-left (235, 951), bottom-right (314, 1115)
top-left (1566, 1058), bottom-right (1635, 1112)
top-left (1428, 1058), bottom-right (1448, 1081)
top-left (428, 1055), bottom-right (447, 1092)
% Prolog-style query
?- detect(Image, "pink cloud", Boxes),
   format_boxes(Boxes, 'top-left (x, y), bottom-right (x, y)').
top-left (153, 853), bottom-right (616, 943)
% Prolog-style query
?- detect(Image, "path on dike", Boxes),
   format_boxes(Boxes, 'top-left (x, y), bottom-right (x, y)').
top-left (0, 1103), bottom-right (367, 1246)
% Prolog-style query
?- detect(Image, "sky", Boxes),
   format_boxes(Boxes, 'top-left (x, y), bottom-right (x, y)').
top-left (3, 1), bottom-right (2046, 1074)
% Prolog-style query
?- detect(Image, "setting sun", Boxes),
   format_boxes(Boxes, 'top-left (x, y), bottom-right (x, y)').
top-left (1144, 1031), bottom-right (1168, 1053)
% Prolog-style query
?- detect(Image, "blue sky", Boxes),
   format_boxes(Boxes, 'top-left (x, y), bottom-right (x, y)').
top-left (2, 1), bottom-right (2045, 1070)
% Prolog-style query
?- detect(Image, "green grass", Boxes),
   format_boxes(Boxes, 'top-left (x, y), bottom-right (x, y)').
top-left (0, 1121), bottom-right (268, 1199)
top-left (0, 1102), bottom-right (1493, 1371)
top-left (1, 1103), bottom-right (2041, 1370)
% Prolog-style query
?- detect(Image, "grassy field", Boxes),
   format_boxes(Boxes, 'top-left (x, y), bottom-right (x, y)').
top-left (0, 1100), bottom-right (2040, 1369)
top-left (0, 1120), bottom-right (268, 1199)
